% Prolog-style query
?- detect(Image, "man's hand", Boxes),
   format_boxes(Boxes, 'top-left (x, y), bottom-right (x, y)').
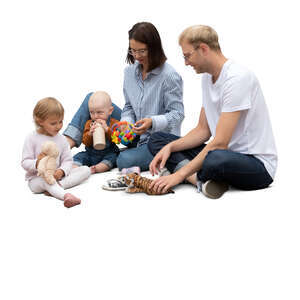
top-left (133, 118), bottom-right (152, 135)
top-left (149, 173), bottom-right (184, 194)
top-left (54, 169), bottom-right (65, 181)
top-left (149, 145), bottom-right (172, 176)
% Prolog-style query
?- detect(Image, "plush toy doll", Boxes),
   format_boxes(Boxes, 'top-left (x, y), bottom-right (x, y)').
top-left (37, 141), bottom-right (59, 185)
top-left (123, 173), bottom-right (175, 195)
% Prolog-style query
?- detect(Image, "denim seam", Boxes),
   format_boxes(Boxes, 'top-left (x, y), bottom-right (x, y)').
top-left (101, 159), bottom-right (113, 169)
top-left (174, 159), bottom-right (190, 173)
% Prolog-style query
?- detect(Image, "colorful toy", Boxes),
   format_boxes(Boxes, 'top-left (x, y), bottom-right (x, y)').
top-left (111, 121), bottom-right (137, 146)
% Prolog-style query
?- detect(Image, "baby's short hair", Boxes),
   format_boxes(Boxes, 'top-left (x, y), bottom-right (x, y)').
top-left (89, 91), bottom-right (112, 108)
top-left (33, 97), bottom-right (64, 127)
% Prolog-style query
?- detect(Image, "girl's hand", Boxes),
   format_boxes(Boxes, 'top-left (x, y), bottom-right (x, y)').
top-left (54, 169), bottom-right (65, 181)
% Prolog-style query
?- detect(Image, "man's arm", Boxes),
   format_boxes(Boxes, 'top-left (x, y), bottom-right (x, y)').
top-left (176, 111), bottom-right (241, 179)
top-left (150, 110), bottom-right (241, 193)
top-left (169, 107), bottom-right (211, 152)
top-left (149, 107), bottom-right (211, 175)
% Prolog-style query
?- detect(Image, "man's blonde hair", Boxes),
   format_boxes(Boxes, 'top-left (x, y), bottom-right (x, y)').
top-left (33, 97), bottom-right (64, 127)
top-left (179, 25), bottom-right (221, 51)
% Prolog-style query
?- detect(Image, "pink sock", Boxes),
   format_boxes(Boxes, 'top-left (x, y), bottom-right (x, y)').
top-left (63, 193), bottom-right (81, 208)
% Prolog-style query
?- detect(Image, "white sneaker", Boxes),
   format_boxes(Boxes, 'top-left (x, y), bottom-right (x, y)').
top-left (102, 177), bottom-right (127, 191)
top-left (159, 167), bottom-right (171, 177)
top-left (202, 180), bottom-right (229, 199)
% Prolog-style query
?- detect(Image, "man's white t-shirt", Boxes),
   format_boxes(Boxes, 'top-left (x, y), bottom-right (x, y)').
top-left (202, 59), bottom-right (277, 179)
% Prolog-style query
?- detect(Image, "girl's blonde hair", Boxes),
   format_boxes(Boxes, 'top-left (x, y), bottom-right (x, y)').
top-left (179, 25), bottom-right (221, 51)
top-left (33, 97), bottom-right (64, 128)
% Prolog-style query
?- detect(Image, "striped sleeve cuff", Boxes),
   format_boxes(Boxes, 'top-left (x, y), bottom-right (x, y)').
top-left (151, 115), bottom-right (168, 133)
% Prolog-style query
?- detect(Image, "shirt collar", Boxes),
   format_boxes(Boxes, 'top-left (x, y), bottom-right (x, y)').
top-left (134, 61), bottom-right (163, 77)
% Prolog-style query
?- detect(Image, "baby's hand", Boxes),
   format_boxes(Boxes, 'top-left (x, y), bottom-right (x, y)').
top-left (89, 122), bottom-right (98, 136)
top-left (96, 119), bottom-right (109, 132)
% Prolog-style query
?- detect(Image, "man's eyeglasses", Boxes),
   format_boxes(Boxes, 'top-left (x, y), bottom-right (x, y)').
top-left (183, 46), bottom-right (199, 61)
top-left (128, 49), bottom-right (148, 56)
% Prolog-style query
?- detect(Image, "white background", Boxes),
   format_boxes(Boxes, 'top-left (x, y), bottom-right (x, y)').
top-left (1, 0), bottom-right (299, 299)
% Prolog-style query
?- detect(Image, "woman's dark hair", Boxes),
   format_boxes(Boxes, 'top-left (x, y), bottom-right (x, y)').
top-left (126, 22), bottom-right (167, 72)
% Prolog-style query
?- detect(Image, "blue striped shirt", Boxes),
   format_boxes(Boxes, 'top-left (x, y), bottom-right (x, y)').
top-left (122, 61), bottom-right (184, 145)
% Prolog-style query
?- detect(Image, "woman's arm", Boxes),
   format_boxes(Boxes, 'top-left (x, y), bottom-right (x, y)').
top-left (151, 71), bottom-right (184, 133)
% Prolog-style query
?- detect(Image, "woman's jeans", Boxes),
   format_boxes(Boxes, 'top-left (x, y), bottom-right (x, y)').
top-left (116, 143), bottom-right (153, 172)
top-left (148, 132), bottom-right (273, 190)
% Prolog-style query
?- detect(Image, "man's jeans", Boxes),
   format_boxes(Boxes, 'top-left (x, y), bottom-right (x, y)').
top-left (148, 132), bottom-right (273, 190)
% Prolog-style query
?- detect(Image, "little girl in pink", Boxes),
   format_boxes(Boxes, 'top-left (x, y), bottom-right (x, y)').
top-left (21, 97), bottom-right (91, 208)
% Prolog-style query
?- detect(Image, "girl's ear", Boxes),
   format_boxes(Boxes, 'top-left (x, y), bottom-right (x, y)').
top-left (35, 117), bottom-right (44, 127)
top-left (35, 117), bottom-right (41, 126)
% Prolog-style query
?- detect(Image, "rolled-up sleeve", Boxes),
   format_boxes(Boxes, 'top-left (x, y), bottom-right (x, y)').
top-left (63, 93), bottom-right (92, 147)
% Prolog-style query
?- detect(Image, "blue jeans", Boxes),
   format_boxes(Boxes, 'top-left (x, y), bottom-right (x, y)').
top-left (116, 144), bottom-right (153, 171)
top-left (148, 132), bottom-right (273, 190)
top-left (73, 145), bottom-right (119, 169)
top-left (63, 92), bottom-right (122, 147)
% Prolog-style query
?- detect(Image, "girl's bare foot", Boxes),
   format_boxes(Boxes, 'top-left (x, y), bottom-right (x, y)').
top-left (63, 193), bottom-right (81, 208)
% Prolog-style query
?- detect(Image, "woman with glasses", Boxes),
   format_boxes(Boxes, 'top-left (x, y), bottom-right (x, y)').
top-left (64, 22), bottom-right (184, 174)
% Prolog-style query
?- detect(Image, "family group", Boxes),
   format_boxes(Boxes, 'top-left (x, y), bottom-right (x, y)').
top-left (21, 22), bottom-right (277, 208)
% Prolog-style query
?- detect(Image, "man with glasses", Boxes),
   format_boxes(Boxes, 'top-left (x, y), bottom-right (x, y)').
top-left (148, 25), bottom-right (277, 199)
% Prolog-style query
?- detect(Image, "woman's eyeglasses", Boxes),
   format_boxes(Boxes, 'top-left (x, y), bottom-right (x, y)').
top-left (128, 49), bottom-right (148, 56)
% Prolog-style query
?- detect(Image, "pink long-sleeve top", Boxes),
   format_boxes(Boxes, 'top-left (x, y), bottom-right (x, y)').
top-left (21, 131), bottom-right (73, 181)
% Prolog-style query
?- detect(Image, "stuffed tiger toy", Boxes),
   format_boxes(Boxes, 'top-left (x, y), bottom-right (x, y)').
top-left (123, 173), bottom-right (175, 195)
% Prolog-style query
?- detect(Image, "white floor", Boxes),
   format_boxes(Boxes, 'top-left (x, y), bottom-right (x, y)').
top-left (2, 167), bottom-right (299, 300)
top-left (2, 0), bottom-right (300, 298)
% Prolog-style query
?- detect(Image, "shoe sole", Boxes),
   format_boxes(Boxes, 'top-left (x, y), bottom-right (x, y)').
top-left (102, 184), bottom-right (126, 191)
top-left (202, 180), bottom-right (229, 199)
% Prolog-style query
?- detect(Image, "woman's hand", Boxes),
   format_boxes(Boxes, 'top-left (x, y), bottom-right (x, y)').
top-left (133, 118), bottom-right (152, 135)
top-left (149, 145), bottom-right (172, 176)
top-left (149, 173), bottom-right (184, 194)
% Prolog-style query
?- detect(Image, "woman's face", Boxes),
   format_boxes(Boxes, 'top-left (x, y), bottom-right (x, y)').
top-left (129, 39), bottom-right (149, 68)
